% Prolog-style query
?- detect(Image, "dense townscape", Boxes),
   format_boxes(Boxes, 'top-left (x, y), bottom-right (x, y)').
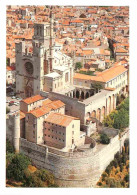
top-left (6, 5), bottom-right (129, 188)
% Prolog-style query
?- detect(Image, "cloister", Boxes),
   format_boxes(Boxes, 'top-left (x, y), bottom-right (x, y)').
top-left (85, 94), bottom-right (118, 123)
top-left (65, 86), bottom-right (94, 100)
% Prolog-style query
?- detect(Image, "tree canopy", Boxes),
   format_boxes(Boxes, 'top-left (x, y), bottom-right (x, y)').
top-left (97, 141), bottom-right (129, 188)
top-left (91, 82), bottom-right (103, 93)
top-left (75, 62), bottom-right (82, 70)
top-left (6, 139), bottom-right (58, 187)
top-left (103, 97), bottom-right (129, 131)
top-left (7, 153), bottom-right (31, 181)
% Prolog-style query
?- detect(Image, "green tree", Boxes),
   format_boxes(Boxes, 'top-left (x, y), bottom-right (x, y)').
top-left (124, 174), bottom-right (129, 182)
top-left (113, 109), bottom-right (129, 130)
top-left (75, 62), bottom-right (82, 70)
top-left (7, 153), bottom-right (31, 181)
top-left (103, 111), bottom-right (117, 128)
top-left (91, 82), bottom-right (103, 93)
top-left (103, 97), bottom-right (129, 131)
top-left (100, 133), bottom-right (110, 144)
top-left (117, 97), bottom-right (129, 112)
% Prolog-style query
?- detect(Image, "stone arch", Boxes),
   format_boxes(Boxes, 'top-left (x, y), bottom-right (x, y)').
top-left (101, 106), bottom-right (105, 121)
top-left (81, 91), bottom-right (84, 99)
top-left (97, 108), bottom-right (101, 121)
top-left (86, 92), bottom-right (89, 99)
top-left (90, 90), bottom-right (94, 97)
top-left (91, 110), bottom-right (96, 118)
top-left (76, 90), bottom-right (79, 99)
top-left (86, 112), bottom-right (91, 118)
top-left (108, 96), bottom-right (111, 114)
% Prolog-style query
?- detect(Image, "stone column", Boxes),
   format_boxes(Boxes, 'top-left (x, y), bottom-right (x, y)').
top-left (106, 98), bottom-right (109, 116)
top-left (79, 90), bottom-right (81, 99)
top-left (84, 92), bottom-right (86, 99)
top-left (71, 91), bottom-right (73, 98)
top-left (13, 113), bottom-right (20, 153)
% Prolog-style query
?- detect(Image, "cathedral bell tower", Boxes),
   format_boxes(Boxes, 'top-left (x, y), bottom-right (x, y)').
top-left (49, 7), bottom-right (55, 72)
top-left (15, 10), bottom-right (56, 98)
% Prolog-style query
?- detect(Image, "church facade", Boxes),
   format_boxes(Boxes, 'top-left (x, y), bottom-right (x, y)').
top-left (15, 12), bottom-right (73, 98)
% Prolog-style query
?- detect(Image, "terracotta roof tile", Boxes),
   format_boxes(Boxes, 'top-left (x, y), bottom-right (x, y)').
top-left (74, 65), bottom-right (127, 83)
top-left (116, 48), bottom-right (128, 53)
top-left (21, 95), bottom-right (44, 105)
top-left (7, 66), bottom-right (15, 71)
top-left (45, 113), bottom-right (78, 127)
top-left (46, 100), bottom-right (65, 110)
top-left (28, 106), bottom-right (51, 118)
top-left (42, 99), bottom-right (52, 106)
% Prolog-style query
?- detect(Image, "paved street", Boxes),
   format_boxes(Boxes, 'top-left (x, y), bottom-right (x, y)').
top-left (6, 96), bottom-right (20, 113)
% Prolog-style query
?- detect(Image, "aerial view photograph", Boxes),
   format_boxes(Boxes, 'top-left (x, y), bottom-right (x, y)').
top-left (3, 2), bottom-right (134, 192)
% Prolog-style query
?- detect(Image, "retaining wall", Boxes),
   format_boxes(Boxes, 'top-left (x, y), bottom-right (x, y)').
top-left (19, 130), bottom-right (129, 187)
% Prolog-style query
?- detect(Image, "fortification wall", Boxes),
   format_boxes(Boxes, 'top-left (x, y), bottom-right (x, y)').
top-left (19, 131), bottom-right (128, 187)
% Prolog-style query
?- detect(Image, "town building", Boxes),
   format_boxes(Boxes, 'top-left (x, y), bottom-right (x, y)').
top-left (6, 66), bottom-right (16, 84)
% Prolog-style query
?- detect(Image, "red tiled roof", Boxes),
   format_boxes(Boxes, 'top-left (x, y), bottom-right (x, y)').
top-left (46, 100), bottom-right (65, 110)
top-left (45, 113), bottom-right (78, 127)
top-left (21, 95), bottom-right (44, 105)
top-left (42, 99), bottom-right (52, 106)
top-left (74, 65), bottom-right (127, 83)
top-left (7, 66), bottom-right (15, 71)
top-left (28, 106), bottom-right (51, 118)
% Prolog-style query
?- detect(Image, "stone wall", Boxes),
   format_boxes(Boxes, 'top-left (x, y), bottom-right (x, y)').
top-left (19, 130), bottom-right (129, 187)
top-left (47, 92), bottom-right (86, 124)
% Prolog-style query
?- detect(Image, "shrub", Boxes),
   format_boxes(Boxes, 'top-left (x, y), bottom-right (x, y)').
top-left (6, 139), bottom-right (14, 154)
top-left (23, 168), bottom-right (57, 187)
top-left (98, 181), bottom-right (102, 186)
top-left (6, 153), bottom-right (15, 168)
top-left (100, 133), bottom-right (110, 144)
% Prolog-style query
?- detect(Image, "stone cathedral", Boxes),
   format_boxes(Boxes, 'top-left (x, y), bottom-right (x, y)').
top-left (15, 12), bottom-right (73, 98)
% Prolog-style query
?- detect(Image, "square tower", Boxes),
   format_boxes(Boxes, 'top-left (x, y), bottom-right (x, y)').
top-left (33, 23), bottom-right (51, 49)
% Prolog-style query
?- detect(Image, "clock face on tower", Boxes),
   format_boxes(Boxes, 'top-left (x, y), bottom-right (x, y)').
top-left (25, 62), bottom-right (33, 75)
